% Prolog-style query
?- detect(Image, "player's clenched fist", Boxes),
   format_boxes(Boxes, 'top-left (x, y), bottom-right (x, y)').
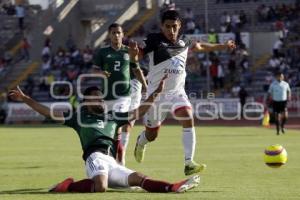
top-left (226, 40), bottom-right (236, 50)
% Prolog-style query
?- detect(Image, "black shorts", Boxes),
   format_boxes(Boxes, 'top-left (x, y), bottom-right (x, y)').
top-left (272, 101), bottom-right (287, 114)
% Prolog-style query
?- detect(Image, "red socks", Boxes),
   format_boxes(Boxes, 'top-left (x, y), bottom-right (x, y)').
top-left (141, 178), bottom-right (173, 193)
top-left (68, 179), bottom-right (94, 193)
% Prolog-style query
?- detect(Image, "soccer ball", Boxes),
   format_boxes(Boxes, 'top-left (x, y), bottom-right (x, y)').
top-left (264, 145), bottom-right (287, 168)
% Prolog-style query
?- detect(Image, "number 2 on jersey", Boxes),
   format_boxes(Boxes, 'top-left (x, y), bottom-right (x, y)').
top-left (114, 61), bottom-right (121, 71)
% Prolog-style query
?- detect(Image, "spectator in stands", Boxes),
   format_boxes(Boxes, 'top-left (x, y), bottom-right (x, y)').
top-left (24, 76), bottom-right (35, 96)
top-left (238, 86), bottom-right (248, 118)
top-left (186, 19), bottom-right (196, 34)
top-left (208, 28), bottom-right (218, 44)
top-left (41, 56), bottom-right (51, 75)
top-left (210, 59), bottom-right (219, 90)
top-left (256, 4), bottom-right (269, 22)
top-left (231, 83), bottom-right (241, 97)
top-left (268, 55), bottom-right (280, 71)
top-left (228, 53), bottom-right (236, 82)
top-left (231, 10), bottom-right (241, 30)
top-left (66, 65), bottom-right (79, 84)
top-left (66, 34), bottom-right (75, 52)
top-left (21, 37), bottom-right (30, 62)
top-left (15, 4), bottom-right (25, 30)
top-left (263, 72), bottom-right (273, 92)
top-left (220, 11), bottom-right (231, 32)
top-left (0, 92), bottom-right (8, 124)
top-left (239, 10), bottom-right (247, 28)
top-left (42, 37), bottom-right (51, 60)
top-left (53, 46), bottom-right (66, 69)
top-left (83, 45), bottom-right (93, 69)
top-left (240, 55), bottom-right (249, 72)
top-left (234, 28), bottom-right (242, 46)
top-left (217, 61), bottom-right (225, 89)
top-left (267, 6), bottom-right (276, 21)
top-left (273, 37), bottom-right (284, 58)
top-left (2, 2), bottom-right (15, 15)
top-left (279, 58), bottom-right (290, 74)
top-left (160, 0), bottom-right (176, 17)
top-left (3, 51), bottom-right (12, 64)
top-left (184, 8), bottom-right (194, 21)
top-left (0, 58), bottom-right (5, 74)
top-left (39, 72), bottom-right (54, 92)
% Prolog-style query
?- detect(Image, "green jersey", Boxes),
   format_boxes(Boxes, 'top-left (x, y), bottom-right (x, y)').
top-left (93, 46), bottom-right (138, 100)
top-left (64, 108), bottom-right (130, 160)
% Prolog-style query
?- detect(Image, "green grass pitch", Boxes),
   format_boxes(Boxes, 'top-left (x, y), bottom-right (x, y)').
top-left (0, 125), bottom-right (300, 200)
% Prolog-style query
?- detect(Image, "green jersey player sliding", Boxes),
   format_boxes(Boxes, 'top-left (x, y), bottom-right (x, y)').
top-left (8, 76), bottom-right (200, 193)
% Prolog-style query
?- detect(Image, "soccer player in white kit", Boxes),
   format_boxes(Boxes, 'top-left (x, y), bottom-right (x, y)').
top-left (130, 10), bottom-right (236, 175)
top-left (267, 71), bottom-right (291, 135)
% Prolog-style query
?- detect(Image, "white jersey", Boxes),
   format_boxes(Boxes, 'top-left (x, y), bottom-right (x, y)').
top-left (143, 33), bottom-right (192, 94)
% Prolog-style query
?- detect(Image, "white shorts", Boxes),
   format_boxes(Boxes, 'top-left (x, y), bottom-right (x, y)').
top-left (105, 97), bottom-right (131, 113)
top-left (129, 79), bottom-right (142, 111)
top-left (85, 152), bottom-right (134, 188)
top-left (143, 91), bottom-right (192, 128)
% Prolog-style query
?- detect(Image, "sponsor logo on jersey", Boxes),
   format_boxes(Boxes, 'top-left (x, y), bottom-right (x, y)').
top-left (123, 53), bottom-right (130, 61)
top-left (107, 54), bottom-right (112, 58)
top-left (171, 57), bottom-right (185, 68)
top-left (164, 68), bottom-right (184, 74)
top-left (178, 40), bottom-right (185, 47)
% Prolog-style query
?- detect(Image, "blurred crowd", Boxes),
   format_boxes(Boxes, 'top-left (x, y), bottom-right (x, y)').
top-left (23, 36), bottom-right (94, 98)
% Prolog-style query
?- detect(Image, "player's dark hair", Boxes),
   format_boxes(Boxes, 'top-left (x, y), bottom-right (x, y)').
top-left (161, 10), bottom-right (182, 23)
top-left (274, 71), bottom-right (283, 76)
top-left (108, 23), bottom-right (122, 32)
top-left (83, 86), bottom-right (101, 101)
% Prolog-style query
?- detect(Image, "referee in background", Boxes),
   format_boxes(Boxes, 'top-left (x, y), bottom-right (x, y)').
top-left (267, 71), bottom-right (291, 135)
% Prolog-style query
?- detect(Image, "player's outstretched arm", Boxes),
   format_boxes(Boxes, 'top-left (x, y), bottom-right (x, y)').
top-left (129, 75), bottom-right (167, 121)
top-left (193, 40), bottom-right (236, 52)
top-left (9, 86), bottom-right (65, 123)
top-left (133, 67), bottom-right (148, 92)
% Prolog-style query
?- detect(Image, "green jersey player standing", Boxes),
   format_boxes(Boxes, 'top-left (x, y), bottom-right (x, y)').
top-left (93, 23), bottom-right (147, 165)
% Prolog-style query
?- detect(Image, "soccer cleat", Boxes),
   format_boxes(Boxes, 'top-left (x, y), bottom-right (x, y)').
top-left (49, 178), bottom-right (74, 193)
top-left (281, 128), bottom-right (285, 134)
top-left (171, 175), bottom-right (200, 193)
top-left (184, 161), bottom-right (206, 176)
top-left (134, 136), bottom-right (146, 163)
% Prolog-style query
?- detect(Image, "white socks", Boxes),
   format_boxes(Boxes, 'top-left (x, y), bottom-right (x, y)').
top-left (182, 127), bottom-right (196, 165)
top-left (138, 131), bottom-right (149, 146)
top-left (121, 132), bottom-right (130, 152)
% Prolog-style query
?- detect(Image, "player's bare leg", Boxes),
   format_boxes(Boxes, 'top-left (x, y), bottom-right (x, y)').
top-left (128, 172), bottom-right (200, 193)
top-left (174, 107), bottom-right (206, 175)
top-left (93, 175), bottom-right (108, 192)
top-left (134, 126), bottom-right (159, 163)
top-left (116, 127), bottom-right (124, 165)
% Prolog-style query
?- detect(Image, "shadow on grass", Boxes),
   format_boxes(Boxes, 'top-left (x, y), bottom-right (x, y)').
top-left (199, 190), bottom-right (223, 193)
top-left (0, 188), bottom-right (221, 195)
top-left (0, 188), bottom-right (47, 195)
top-left (0, 166), bottom-right (42, 170)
